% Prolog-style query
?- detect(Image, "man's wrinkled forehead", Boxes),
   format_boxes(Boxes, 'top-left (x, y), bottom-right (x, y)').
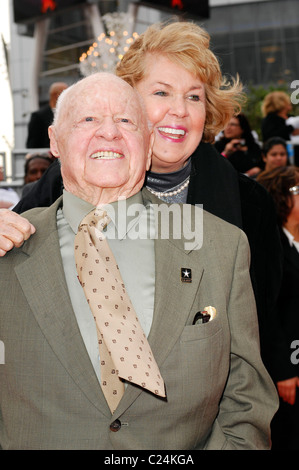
top-left (69, 78), bottom-right (142, 119)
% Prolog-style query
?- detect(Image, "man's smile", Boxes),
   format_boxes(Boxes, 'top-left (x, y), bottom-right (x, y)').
top-left (90, 151), bottom-right (124, 160)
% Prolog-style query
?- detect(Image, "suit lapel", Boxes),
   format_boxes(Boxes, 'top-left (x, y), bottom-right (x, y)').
top-left (115, 191), bottom-right (207, 415)
top-left (15, 200), bottom-right (111, 417)
top-left (115, 239), bottom-right (205, 416)
top-left (16, 193), bottom-right (208, 418)
top-left (149, 238), bottom-right (204, 363)
top-left (140, 189), bottom-right (205, 360)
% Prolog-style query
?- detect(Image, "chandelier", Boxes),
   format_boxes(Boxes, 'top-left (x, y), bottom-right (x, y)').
top-left (79, 12), bottom-right (138, 76)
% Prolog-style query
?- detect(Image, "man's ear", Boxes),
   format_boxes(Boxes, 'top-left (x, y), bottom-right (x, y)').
top-left (48, 126), bottom-right (59, 159)
top-left (146, 130), bottom-right (155, 171)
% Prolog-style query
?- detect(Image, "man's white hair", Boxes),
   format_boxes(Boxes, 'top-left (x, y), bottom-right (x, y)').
top-left (52, 72), bottom-right (151, 132)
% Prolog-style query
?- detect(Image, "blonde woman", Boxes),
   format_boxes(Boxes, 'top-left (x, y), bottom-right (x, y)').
top-left (261, 90), bottom-right (299, 142)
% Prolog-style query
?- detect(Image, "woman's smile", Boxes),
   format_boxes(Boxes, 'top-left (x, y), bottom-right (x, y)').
top-left (157, 126), bottom-right (187, 142)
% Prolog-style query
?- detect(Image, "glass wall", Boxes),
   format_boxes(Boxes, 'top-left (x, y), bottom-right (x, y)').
top-left (201, 0), bottom-right (299, 88)
top-left (22, 0), bottom-right (299, 95)
top-left (14, 0), bottom-right (299, 121)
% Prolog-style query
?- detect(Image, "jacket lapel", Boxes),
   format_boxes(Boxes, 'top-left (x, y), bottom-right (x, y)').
top-left (149, 237), bottom-right (205, 363)
top-left (141, 188), bottom-right (205, 357)
top-left (15, 199), bottom-right (111, 417)
top-left (115, 237), bottom-right (205, 416)
top-left (16, 193), bottom-right (207, 418)
top-left (115, 190), bottom-right (207, 415)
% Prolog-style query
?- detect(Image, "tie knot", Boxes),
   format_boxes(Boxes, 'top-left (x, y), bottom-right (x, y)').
top-left (80, 209), bottom-right (111, 232)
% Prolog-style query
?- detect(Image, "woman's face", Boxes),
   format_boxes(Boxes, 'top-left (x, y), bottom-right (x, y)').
top-left (135, 54), bottom-right (206, 173)
top-left (223, 117), bottom-right (243, 140)
top-left (263, 144), bottom-right (288, 172)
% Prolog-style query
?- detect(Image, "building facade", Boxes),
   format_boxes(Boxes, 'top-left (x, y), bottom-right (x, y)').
top-left (4, 0), bottom-right (299, 179)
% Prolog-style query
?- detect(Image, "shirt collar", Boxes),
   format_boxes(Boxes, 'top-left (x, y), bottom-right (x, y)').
top-left (283, 226), bottom-right (295, 246)
top-left (282, 226), bottom-right (299, 252)
top-left (62, 189), bottom-right (148, 239)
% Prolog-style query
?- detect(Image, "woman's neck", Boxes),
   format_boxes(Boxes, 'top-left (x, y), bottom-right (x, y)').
top-left (277, 109), bottom-right (288, 120)
top-left (146, 159), bottom-right (191, 190)
top-left (284, 220), bottom-right (299, 242)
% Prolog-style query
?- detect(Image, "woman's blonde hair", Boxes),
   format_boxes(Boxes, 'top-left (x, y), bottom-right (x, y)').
top-left (116, 21), bottom-right (245, 142)
top-left (261, 91), bottom-right (291, 117)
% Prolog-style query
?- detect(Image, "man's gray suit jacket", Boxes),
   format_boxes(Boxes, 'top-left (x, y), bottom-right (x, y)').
top-left (0, 189), bottom-right (278, 450)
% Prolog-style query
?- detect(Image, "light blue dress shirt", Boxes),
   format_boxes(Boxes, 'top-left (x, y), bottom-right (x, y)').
top-left (57, 190), bottom-right (155, 383)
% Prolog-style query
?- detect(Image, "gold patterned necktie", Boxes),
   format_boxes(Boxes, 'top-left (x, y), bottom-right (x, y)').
top-left (74, 208), bottom-right (165, 413)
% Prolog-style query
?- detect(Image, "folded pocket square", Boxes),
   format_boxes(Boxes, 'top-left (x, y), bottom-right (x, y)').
top-left (193, 306), bottom-right (217, 325)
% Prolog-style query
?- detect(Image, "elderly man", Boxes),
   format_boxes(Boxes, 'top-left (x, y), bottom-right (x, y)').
top-left (0, 73), bottom-right (278, 450)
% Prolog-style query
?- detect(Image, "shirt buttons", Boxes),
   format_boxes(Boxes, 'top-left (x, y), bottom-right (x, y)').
top-left (110, 419), bottom-right (121, 432)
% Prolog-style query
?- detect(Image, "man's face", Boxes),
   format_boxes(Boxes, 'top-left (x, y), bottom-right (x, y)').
top-left (49, 74), bottom-right (152, 204)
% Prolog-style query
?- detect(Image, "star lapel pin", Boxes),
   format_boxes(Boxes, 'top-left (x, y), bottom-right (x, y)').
top-left (181, 268), bottom-right (192, 283)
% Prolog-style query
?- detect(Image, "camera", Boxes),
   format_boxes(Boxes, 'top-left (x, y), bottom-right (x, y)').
top-left (233, 139), bottom-right (246, 148)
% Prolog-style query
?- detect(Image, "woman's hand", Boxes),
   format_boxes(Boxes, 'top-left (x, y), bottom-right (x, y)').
top-left (0, 209), bottom-right (36, 256)
top-left (245, 167), bottom-right (261, 177)
top-left (223, 139), bottom-right (247, 157)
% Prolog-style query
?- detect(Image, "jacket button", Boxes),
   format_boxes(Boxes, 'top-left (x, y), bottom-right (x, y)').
top-left (110, 419), bottom-right (121, 432)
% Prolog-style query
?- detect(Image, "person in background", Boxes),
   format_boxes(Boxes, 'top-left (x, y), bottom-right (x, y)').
top-left (26, 82), bottom-right (68, 149)
top-left (214, 113), bottom-right (262, 177)
top-left (257, 166), bottom-right (299, 450)
top-left (261, 91), bottom-right (299, 142)
top-left (259, 137), bottom-right (289, 175)
top-left (24, 152), bottom-right (54, 185)
top-left (22, 152), bottom-right (54, 197)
